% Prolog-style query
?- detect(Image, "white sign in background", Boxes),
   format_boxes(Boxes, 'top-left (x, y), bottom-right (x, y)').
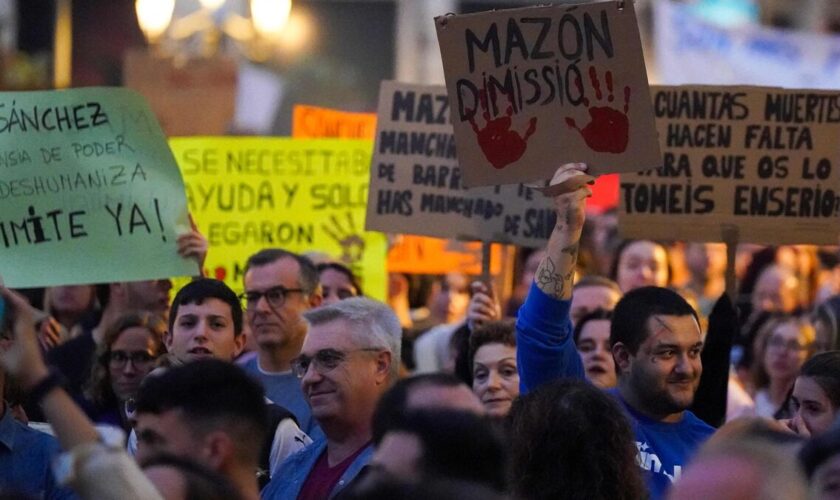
top-left (655, 1), bottom-right (840, 90)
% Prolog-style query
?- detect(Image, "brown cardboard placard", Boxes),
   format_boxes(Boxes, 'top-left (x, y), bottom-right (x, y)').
top-left (365, 80), bottom-right (554, 248)
top-left (619, 85), bottom-right (840, 245)
top-left (123, 49), bottom-right (236, 136)
top-left (434, 1), bottom-right (661, 188)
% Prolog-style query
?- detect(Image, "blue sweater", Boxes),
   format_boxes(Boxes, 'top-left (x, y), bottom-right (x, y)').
top-left (516, 283), bottom-right (714, 499)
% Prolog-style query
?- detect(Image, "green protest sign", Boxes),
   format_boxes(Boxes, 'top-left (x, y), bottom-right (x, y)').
top-left (0, 88), bottom-right (197, 287)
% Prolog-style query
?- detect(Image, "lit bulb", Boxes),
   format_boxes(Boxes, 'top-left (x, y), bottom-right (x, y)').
top-left (135, 0), bottom-right (175, 40)
top-left (199, 0), bottom-right (226, 11)
top-left (251, 0), bottom-right (292, 39)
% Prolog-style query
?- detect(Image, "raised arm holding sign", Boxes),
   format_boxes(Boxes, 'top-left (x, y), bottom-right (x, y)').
top-left (516, 165), bottom-right (715, 500)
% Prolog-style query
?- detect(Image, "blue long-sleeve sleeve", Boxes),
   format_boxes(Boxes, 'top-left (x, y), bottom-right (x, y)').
top-left (516, 282), bottom-right (585, 394)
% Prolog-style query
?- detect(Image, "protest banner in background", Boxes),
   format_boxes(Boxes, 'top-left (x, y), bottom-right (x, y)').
top-left (291, 103), bottom-right (503, 274)
top-left (435, 1), bottom-right (661, 187)
top-left (123, 49), bottom-right (237, 136)
top-left (292, 105), bottom-right (377, 139)
top-left (170, 138), bottom-right (387, 299)
top-left (0, 88), bottom-right (196, 288)
top-left (655, 1), bottom-right (840, 90)
top-left (387, 236), bottom-right (502, 275)
top-left (619, 86), bottom-right (840, 245)
top-left (366, 81), bottom-right (554, 248)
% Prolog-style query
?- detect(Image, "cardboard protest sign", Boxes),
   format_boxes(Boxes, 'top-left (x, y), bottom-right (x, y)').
top-left (0, 88), bottom-right (197, 288)
top-left (170, 137), bottom-right (387, 299)
top-left (435, 1), bottom-right (661, 188)
top-left (292, 105), bottom-right (377, 139)
top-left (619, 86), bottom-right (840, 245)
top-left (365, 81), bottom-right (554, 248)
top-left (387, 236), bottom-right (502, 275)
top-left (123, 49), bottom-right (237, 136)
top-left (291, 104), bottom-right (497, 275)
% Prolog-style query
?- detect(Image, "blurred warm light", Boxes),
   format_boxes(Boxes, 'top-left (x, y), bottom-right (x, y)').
top-left (251, 0), bottom-right (292, 39)
top-left (136, 0), bottom-right (298, 62)
top-left (277, 10), bottom-right (311, 52)
top-left (199, 0), bottom-right (226, 11)
top-left (135, 0), bottom-right (175, 40)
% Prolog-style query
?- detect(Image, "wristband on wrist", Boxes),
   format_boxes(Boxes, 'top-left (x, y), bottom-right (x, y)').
top-left (27, 368), bottom-right (67, 405)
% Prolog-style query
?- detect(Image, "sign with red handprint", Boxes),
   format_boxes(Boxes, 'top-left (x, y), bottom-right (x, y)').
top-left (435, 1), bottom-right (661, 188)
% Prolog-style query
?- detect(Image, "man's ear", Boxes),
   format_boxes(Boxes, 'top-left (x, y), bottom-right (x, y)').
top-left (164, 330), bottom-right (174, 350)
top-left (374, 351), bottom-right (393, 384)
top-left (202, 431), bottom-right (235, 471)
top-left (612, 342), bottom-right (633, 374)
top-left (232, 331), bottom-right (247, 358)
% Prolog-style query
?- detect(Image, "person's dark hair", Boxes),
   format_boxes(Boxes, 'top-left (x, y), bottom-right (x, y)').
top-left (573, 309), bottom-right (613, 344)
top-left (737, 247), bottom-right (778, 299)
top-left (573, 275), bottom-right (622, 294)
top-left (611, 286), bottom-right (699, 354)
top-left (140, 453), bottom-right (244, 500)
top-left (386, 409), bottom-right (507, 491)
top-left (800, 426), bottom-right (840, 478)
top-left (86, 312), bottom-right (167, 409)
top-left (608, 239), bottom-right (672, 285)
top-left (169, 279), bottom-right (243, 336)
top-left (317, 261), bottom-right (363, 297)
top-left (245, 248), bottom-right (319, 295)
top-left (814, 296), bottom-right (840, 351)
top-left (371, 373), bottom-right (467, 445)
top-left (799, 351), bottom-right (840, 409)
top-left (508, 378), bottom-right (645, 500)
top-left (468, 319), bottom-right (516, 372)
top-left (135, 359), bottom-right (268, 465)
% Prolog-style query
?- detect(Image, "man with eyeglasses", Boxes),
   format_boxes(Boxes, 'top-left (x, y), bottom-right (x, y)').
top-left (135, 279), bottom-right (310, 490)
top-left (239, 249), bottom-right (323, 435)
top-left (261, 297), bottom-right (402, 500)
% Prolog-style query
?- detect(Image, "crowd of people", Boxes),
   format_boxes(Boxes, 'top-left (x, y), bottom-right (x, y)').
top-left (3, 162), bottom-right (840, 499)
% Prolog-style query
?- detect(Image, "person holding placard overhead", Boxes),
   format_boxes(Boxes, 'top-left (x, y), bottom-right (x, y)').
top-left (516, 163), bottom-right (714, 500)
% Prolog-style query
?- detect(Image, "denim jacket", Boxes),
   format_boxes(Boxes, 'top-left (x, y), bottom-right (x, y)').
top-left (261, 437), bottom-right (373, 499)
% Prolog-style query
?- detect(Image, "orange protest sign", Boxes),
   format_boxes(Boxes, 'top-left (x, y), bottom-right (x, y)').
top-left (387, 236), bottom-right (502, 275)
top-left (292, 105), bottom-right (377, 139)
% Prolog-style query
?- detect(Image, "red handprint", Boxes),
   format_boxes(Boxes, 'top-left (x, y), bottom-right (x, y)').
top-left (565, 67), bottom-right (631, 154)
top-left (467, 88), bottom-right (537, 170)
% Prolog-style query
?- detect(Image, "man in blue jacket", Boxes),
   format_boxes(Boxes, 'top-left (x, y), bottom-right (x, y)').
top-left (516, 164), bottom-right (714, 500)
top-left (262, 297), bottom-right (402, 500)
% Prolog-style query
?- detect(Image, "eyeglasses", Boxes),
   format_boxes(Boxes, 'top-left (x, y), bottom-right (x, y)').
top-left (108, 350), bottom-right (156, 367)
top-left (291, 348), bottom-right (383, 379)
top-left (239, 286), bottom-right (305, 309)
top-left (767, 336), bottom-right (811, 352)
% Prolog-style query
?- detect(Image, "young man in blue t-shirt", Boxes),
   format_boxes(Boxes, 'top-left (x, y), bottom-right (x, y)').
top-left (516, 164), bottom-right (715, 500)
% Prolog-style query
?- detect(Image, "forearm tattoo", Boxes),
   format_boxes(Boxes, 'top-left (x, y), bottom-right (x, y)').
top-left (537, 257), bottom-right (565, 296)
top-left (561, 242), bottom-right (579, 259)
